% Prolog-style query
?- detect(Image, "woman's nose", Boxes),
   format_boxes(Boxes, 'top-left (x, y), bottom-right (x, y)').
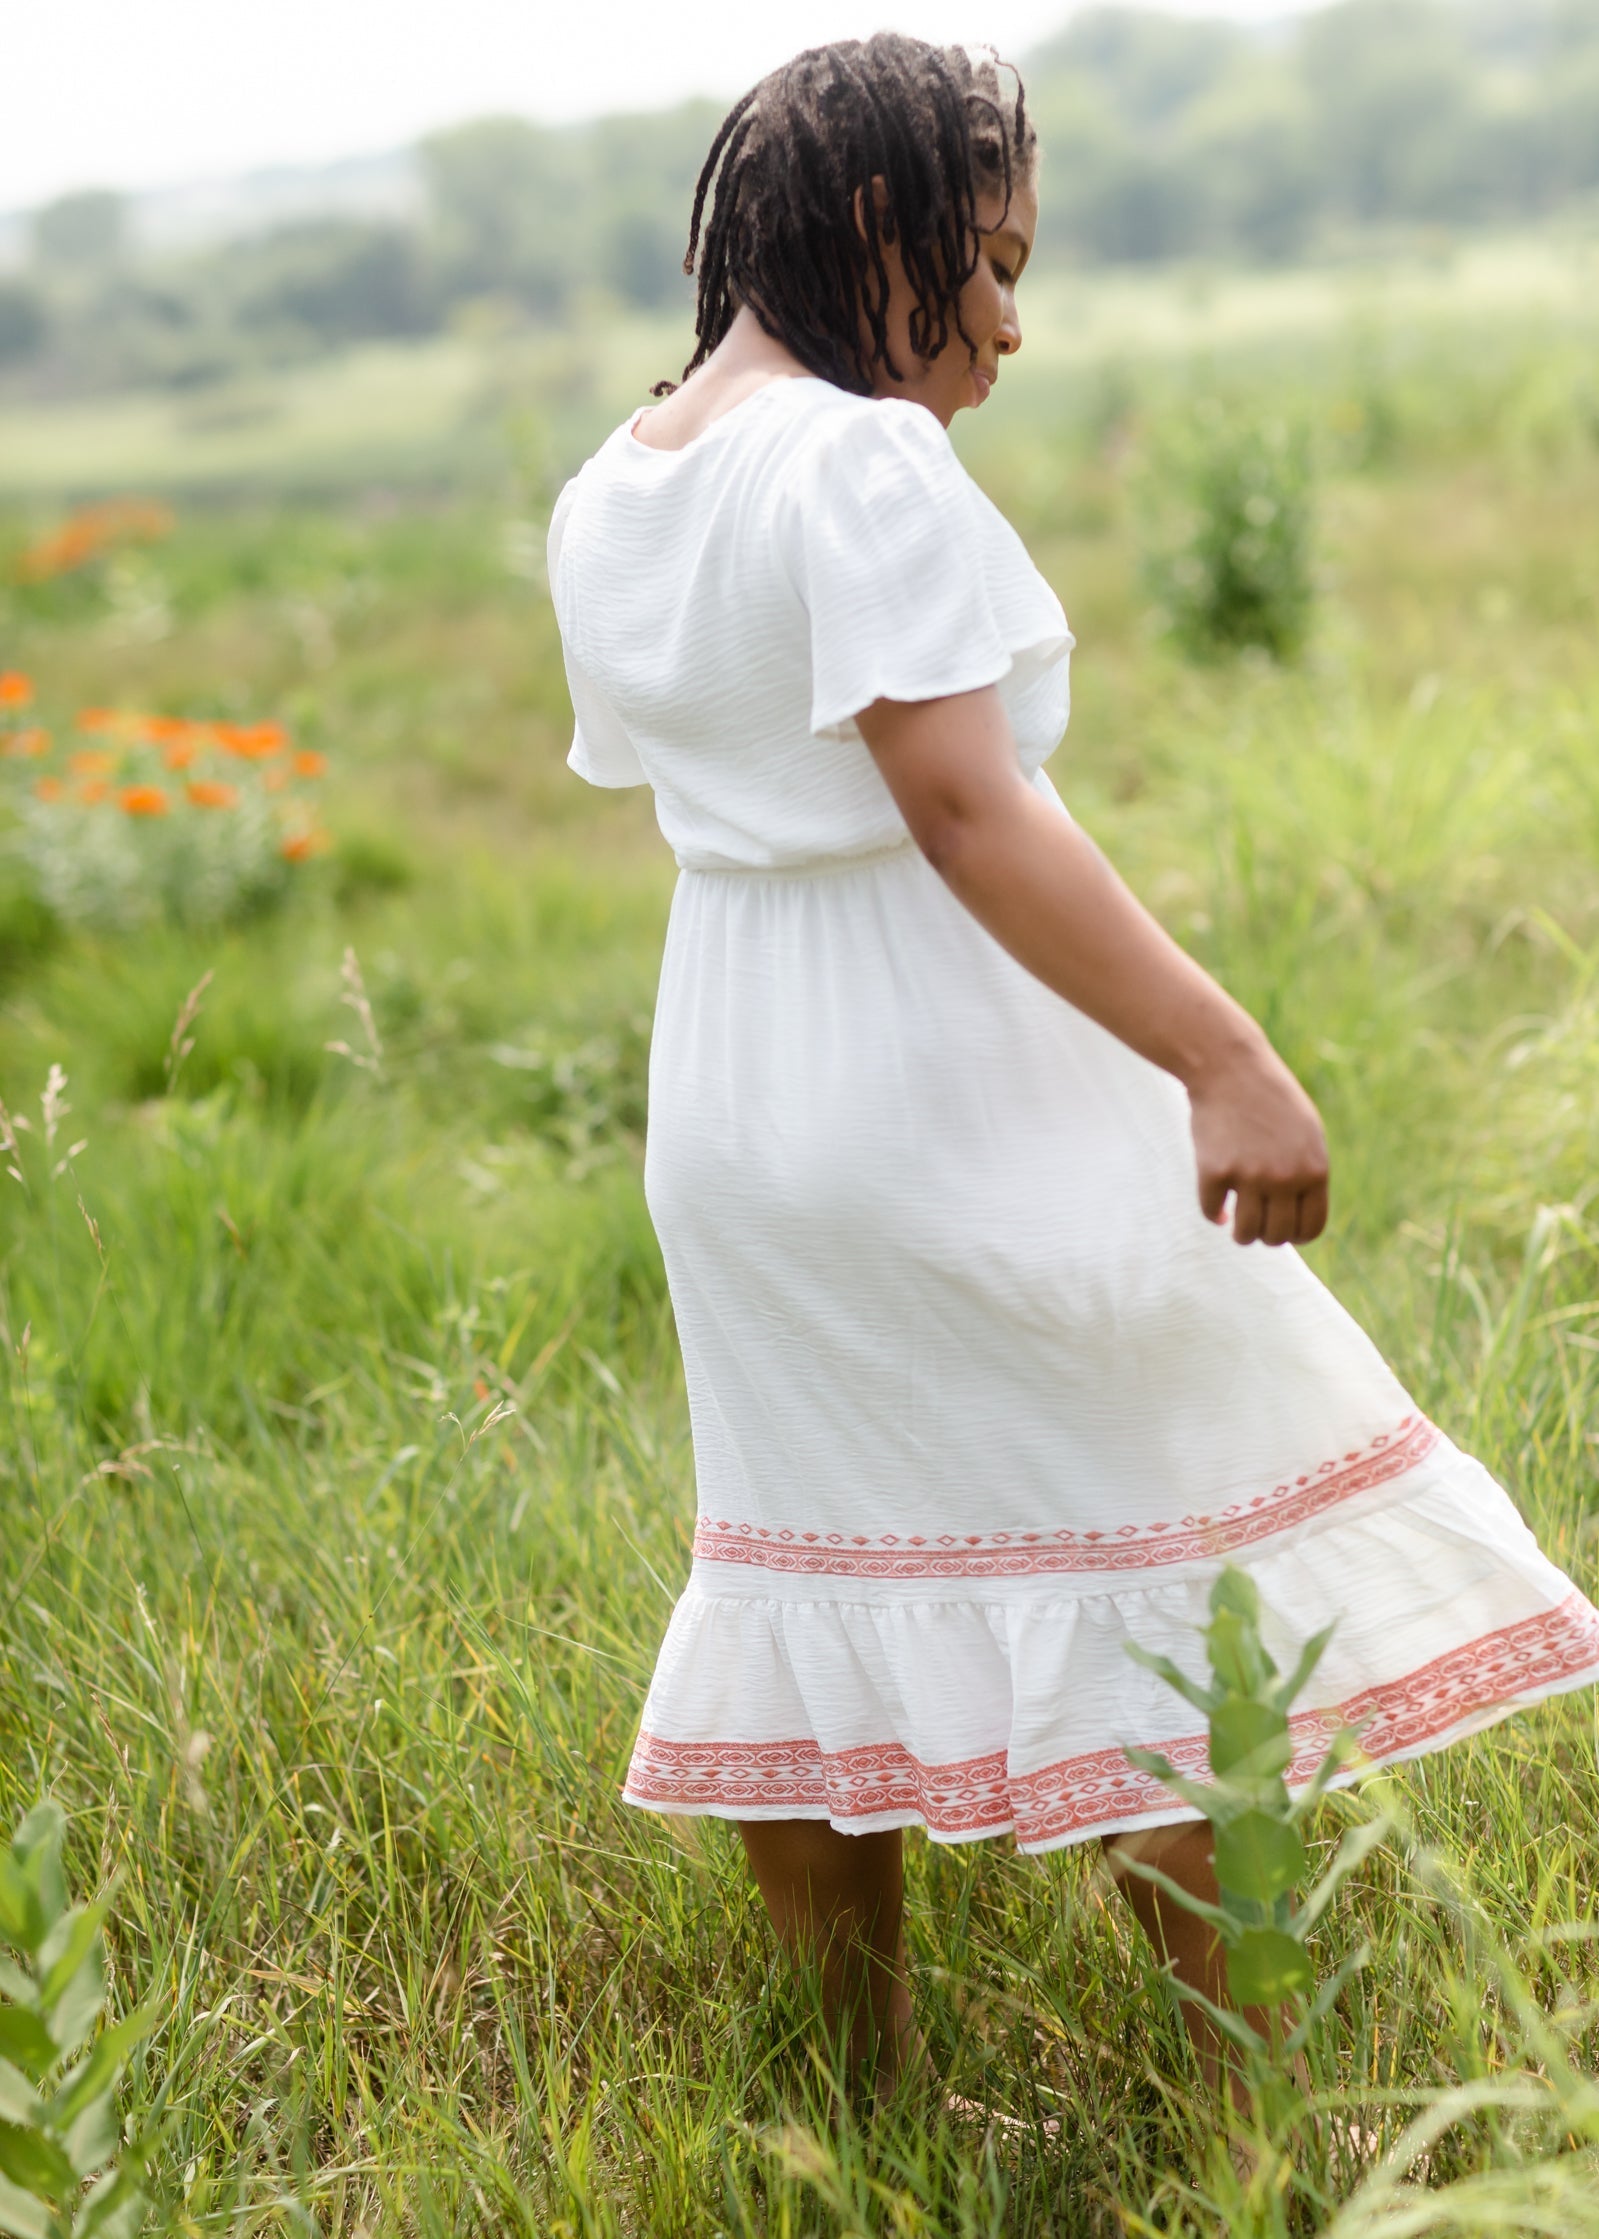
top-left (996, 303), bottom-right (1022, 358)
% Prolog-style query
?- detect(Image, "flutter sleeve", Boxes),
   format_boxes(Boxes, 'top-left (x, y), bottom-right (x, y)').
top-left (547, 475), bottom-right (649, 789)
top-left (778, 399), bottom-right (1073, 745)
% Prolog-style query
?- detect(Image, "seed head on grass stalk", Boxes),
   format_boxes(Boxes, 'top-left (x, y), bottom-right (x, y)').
top-left (325, 947), bottom-right (383, 1078)
top-left (161, 970), bottom-right (213, 1098)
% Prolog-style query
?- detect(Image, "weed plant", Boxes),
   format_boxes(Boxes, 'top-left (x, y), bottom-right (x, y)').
top-left (1, 326), bottom-right (1598, 2232)
top-left (1136, 399), bottom-right (1317, 663)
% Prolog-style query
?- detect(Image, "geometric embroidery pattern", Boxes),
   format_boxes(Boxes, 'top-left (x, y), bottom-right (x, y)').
top-left (624, 1590), bottom-right (1599, 1848)
top-left (692, 1415), bottom-right (1442, 1579)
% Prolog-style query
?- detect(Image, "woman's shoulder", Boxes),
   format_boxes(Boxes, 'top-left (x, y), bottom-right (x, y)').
top-left (786, 382), bottom-right (957, 464)
top-left (775, 385), bottom-right (971, 531)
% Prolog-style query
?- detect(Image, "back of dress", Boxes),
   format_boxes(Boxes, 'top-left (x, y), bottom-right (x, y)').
top-left (547, 366), bottom-right (1599, 1859)
top-left (547, 374), bottom-right (1074, 869)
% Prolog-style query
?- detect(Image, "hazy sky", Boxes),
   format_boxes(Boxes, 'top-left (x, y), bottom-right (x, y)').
top-left (12, 0), bottom-right (1321, 211)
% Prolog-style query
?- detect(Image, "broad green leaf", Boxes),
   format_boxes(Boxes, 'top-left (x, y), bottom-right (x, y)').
top-left (1225, 1928), bottom-right (1314, 2009)
top-left (9, 1812), bottom-right (66, 1929)
top-left (43, 1948), bottom-right (105, 2060)
top-left (37, 1896), bottom-right (112, 2009)
top-left (1206, 1607), bottom-right (1272, 1696)
top-left (1213, 1811), bottom-right (1305, 1905)
top-left (1207, 1700), bottom-right (1290, 1780)
top-left (0, 1865), bottom-right (42, 1962)
top-left (49, 2008), bottom-right (159, 2132)
top-left (1208, 1567), bottom-right (1260, 1624)
top-left (0, 2069), bottom-right (39, 2130)
top-left (0, 2168), bottom-right (49, 2239)
top-left (0, 1966), bottom-right (30, 2008)
top-left (75, 2164), bottom-right (148, 2239)
top-left (0, 2016), bottom-right (54, 2087)
top-left (0, 2119), bottom-right (75, 2202)
top-left (63, 2089), bottom-right (118, 2180)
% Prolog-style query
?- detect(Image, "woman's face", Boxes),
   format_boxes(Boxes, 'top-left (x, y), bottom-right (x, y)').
top-left (864, 175), bottom-right (1037, 426)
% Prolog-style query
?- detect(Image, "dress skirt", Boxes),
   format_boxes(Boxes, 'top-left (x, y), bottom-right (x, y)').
top-left (624, 822), bottom-right (1599, 1853)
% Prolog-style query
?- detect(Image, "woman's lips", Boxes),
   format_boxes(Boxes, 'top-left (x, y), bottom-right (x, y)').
top-left (971, 367), bottom-right (994, 404)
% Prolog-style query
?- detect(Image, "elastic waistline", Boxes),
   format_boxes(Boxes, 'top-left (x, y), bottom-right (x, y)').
top-left (674, 835), bottom-right (919, 879)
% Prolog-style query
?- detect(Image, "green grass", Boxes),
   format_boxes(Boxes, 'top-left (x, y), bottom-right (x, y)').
top-left (2, 286), bottom-right (1599, 2234)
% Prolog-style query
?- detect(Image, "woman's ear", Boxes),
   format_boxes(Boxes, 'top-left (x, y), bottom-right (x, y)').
top-left (852, 175), bottom-right (895, 244)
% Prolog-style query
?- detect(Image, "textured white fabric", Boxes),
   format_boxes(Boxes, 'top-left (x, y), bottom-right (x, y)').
top-left (550, 375), bottom-right (1599, 1851)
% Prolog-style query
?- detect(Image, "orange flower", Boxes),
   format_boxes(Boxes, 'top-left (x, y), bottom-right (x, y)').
top-left (118, 783), bottom-right (169, 817)
top-left (76, 778), bottom-right (109, 805)
top-left (33, 775), bottom-right (64, 802)
top-left (186, 778), bottom-right (238, 809)
top-left (0, 671), bottom-right (32, 707)
top-left (161, 734), bottom-right (201, 769)
top-left (215, 720), bottom-right (287, 760)
top-left (261, 765), bottom-right (289, 792)
top-left (1, 727), bottom-right (50, 758)
top-left (292, 748), bottom-right (327, 778)
top-left (70, 748), bottom-right (116, 777)
top-left (280, 827), bottom-right (330, 862)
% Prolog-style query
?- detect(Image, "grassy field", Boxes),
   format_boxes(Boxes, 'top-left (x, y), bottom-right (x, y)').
top-left (2, 265), bottom-right (1599, 2235)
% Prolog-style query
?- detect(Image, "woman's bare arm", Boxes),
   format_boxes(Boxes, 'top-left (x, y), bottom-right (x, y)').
top-left (856, 684), bottom-right (1328, 1247)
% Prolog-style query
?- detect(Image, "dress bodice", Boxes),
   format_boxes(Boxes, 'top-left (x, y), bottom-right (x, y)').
top-left (548, 376), bottom-right (1074, 871)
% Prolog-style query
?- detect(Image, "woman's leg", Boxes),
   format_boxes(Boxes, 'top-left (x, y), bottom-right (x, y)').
top-left (738, 1818), bottom-right (926, 2094)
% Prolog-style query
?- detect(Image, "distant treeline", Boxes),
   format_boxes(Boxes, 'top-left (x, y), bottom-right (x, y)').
top-left (6, 0), bottom-right (1599, 396)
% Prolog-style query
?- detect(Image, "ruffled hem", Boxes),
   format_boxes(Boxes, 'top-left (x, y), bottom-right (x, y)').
top-left (622, 1459), bottom-right (1599, 1854)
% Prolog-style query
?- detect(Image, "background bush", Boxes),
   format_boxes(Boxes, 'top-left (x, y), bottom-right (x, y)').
top-left (1137, 400), bottom-right (1317, 661)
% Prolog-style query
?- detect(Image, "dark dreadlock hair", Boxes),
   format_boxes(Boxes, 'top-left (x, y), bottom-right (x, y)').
top-left (653, 35), bottom-right (1036, 398)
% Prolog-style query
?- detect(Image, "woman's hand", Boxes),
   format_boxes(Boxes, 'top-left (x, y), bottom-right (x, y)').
top-left (856, 682), bottom-right (1329, 1246)
top-left (1185, 1035), bottom-right (1329, 1246)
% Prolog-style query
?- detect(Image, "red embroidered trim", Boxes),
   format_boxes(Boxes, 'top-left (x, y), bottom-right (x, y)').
top-left (692, 1416), bottom-right (1441, 1578)
top-left (624, 1590), bottom-right (1599, 1847)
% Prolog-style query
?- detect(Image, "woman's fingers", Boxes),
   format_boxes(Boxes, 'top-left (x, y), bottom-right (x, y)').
top-left (1230, 1185), bottom-right (1267, 1246)
top-left (1263, 1191), bottom-right (1300, 1247)
top-left (1188, 1041), bottom-right (1330, 1246)
top-left (1296, 1179), bottom-right (1330, 1244)
top-left (1199, 1170), bottom-right (1232, 1226)
top-left (1196, 1176), bottom-right (1331, 1246)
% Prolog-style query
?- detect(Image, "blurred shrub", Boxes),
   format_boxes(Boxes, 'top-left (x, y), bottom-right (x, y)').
top-left (1138, 400), bottom-right (1316, 662)
top-left (331, 825), bottom-right (418, 907)
top-left (228, 219), bottom-right (434, 349)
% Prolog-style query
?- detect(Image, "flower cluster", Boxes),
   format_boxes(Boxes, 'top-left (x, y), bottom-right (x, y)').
top-left (1, 674), bottom-right (331, 931)
top-left (10, 500), bottom-right (174, 584)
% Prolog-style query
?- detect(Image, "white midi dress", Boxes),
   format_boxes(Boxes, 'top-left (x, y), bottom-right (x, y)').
top-left (549, 373), bottom-right (1599, 1853)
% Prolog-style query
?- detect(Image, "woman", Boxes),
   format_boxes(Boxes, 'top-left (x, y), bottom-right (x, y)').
top-left (546, 35), bottom-right (1599, 2102)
